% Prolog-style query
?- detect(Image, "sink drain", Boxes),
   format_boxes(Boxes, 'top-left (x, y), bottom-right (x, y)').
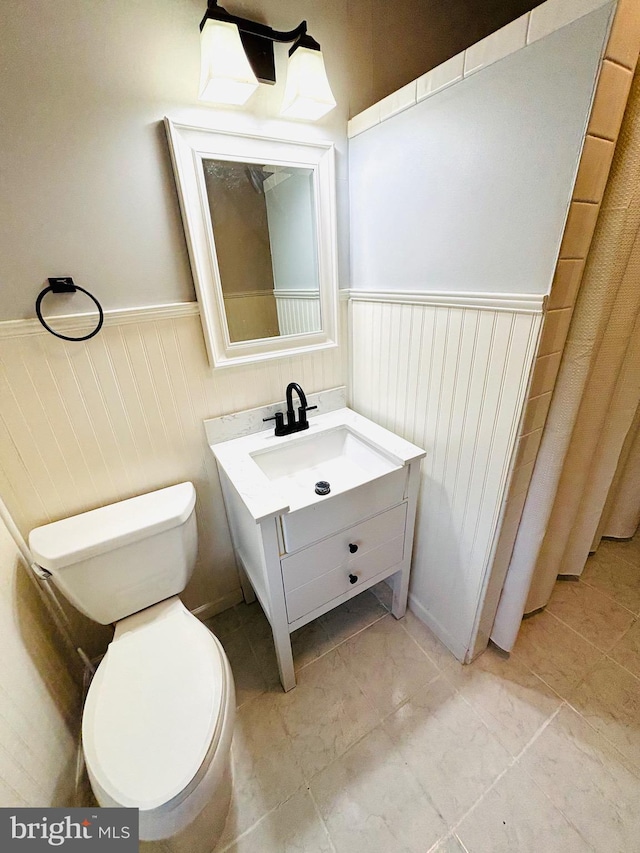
top-left (315, 480), bottom-right (331, 496)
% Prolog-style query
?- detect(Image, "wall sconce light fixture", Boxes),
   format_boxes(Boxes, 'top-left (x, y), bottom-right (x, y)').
top-left (198, 1), bottom-right (336, 120)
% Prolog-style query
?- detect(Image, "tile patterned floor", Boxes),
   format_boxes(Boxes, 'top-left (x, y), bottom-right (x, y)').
top-left (201, 538), bottom-right (640, 853)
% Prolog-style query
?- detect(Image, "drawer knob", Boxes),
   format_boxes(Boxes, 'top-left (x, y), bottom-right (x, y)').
top-left (348, 543), bottom-right (358, 554)
top-left (349, 573), bottom-right (358, 584)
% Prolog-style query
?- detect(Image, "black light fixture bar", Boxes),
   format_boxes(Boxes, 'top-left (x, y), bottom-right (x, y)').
top-left (199, 0), bottom-right (319, 84)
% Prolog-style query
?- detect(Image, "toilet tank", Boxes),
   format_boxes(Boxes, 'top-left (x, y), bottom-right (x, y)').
top-left (29, 483), bottom-right (197, 625)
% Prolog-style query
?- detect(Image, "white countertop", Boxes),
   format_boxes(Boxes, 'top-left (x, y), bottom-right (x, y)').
top-left (208, 407), bottom-right (426, 523)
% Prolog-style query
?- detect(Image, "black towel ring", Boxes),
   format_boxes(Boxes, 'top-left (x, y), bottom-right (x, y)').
top-left (35, 278), bottom-right (104, 342)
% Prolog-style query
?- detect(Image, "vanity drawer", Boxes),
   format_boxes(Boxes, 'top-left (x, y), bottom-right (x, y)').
top-left (280, 466), bottom-right (407, 552)
top-left (285, 534), bottom-right (405, 623)
top-left (281, 503), bottom-right (407, 593)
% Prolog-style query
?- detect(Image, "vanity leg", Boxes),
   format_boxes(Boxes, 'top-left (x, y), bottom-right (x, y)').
top-left (391, 459), bottom-right (421, 619)
top-left (390, 568), bottom-right (410, 619)
top-left (259, 517), bottom-right (297, 691)
top-left (391, 458), bottom-right (422, 620)
top-left (273, 628), bottom-right (296, 692)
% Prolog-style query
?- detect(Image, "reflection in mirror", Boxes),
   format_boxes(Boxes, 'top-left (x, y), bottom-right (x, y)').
top-left (202, 159), bottom-right (321, 343)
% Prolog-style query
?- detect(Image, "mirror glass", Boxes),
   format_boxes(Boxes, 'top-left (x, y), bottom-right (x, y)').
top-left (165, 119), bottom-right (338, 368)
top-left (202, 159), bottom-right (320, 343)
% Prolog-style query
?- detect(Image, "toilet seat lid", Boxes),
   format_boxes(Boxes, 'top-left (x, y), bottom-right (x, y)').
top-left (82, 598), bottom-right (226, 812)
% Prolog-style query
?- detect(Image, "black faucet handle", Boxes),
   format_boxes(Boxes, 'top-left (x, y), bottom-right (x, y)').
top-left (263, 412), bottom-right (285, 428)
top-left (297, 404), bottom-right (317, 430)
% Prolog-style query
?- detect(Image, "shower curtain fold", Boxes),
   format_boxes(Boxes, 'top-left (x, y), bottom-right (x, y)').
top-left (491, 68), bottom-right (640, 652)
top-left (596, 401), bottom-right (640, 541)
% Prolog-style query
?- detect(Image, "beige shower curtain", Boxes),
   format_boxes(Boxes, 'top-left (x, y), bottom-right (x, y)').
top-left (492, 67), bottom-right (640, 649)
top-left (594, 401), bottom-right (640, 541)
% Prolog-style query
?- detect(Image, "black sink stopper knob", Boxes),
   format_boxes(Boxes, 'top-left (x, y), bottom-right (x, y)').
top-left (315, 481), bottom-right (331, 496)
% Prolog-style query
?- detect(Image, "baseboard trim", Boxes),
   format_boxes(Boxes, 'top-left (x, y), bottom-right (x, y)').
top-left (407, 593), bottom-right (468, 662)
top-left (191, 589), bottom-right (245, 623)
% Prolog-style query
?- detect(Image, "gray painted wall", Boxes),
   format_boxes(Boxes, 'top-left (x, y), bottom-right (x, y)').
top-left (349, 6), bottom-right (611, 295)
top-left (0, 0), bottom-right (545, 321)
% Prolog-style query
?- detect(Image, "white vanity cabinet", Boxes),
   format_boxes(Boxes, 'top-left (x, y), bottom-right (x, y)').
top-left (209, 407), bottom-right (425, 691)
top-left (282, 502), bottom-right (407, 623)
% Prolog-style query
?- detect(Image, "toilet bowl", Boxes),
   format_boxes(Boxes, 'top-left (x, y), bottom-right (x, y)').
top-left (83, 597), bottom-right (235, 841)
top-left (29, 483), bottom-right (235, 845)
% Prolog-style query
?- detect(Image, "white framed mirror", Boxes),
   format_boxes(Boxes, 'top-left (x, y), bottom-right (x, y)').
top-left (165, 118), bottom-right (339, 368)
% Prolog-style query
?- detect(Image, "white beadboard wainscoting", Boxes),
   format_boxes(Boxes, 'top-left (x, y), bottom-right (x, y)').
top-left (0, 302), bottom-right (347, 657)
top-left (274, 290), bottom-right (322, 336)
top-left (349, 290), bottom-right (543, 660)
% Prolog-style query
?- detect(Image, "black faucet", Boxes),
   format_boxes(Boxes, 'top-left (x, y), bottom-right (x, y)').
top-left (263, 382), bottom-right (317, 436)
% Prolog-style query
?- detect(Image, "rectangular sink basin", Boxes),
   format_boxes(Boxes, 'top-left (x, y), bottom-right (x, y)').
top-left (249, 425), bottom-right (400, 509)
top-left (208, 407), bottom-right (426, 526)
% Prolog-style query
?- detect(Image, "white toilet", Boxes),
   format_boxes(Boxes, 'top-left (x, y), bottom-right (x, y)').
top-left (28, 482), bottom-right (235, 846)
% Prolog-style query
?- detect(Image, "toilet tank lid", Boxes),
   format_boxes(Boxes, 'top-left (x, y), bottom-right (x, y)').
top-left (29, 482), bottom-right (196, 571)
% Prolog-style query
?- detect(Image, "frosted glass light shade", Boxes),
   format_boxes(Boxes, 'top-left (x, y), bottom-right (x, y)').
top-left (199, 19), bottom-right (259, 105)
top-left (280, 47), bottom-right (336, 121)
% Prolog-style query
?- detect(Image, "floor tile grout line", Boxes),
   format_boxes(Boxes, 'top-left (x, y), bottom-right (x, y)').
top-left (235, 606), bottom-right (443, 807)
top-left (213, 784), bottom-right (316, 852)
top-left (441, 664), bottom-right (524, 744)
top-left (443, 705), bottom-right (567, 846)
top-left (232, 593), bottom-right (453, 689)
top-left (491, 636), bottom-right (571, 693)
top-left (290, 671), bottom-right (447, 791)
top-left (441, 664), bottom-right (565, 760)
top-left (231, 604), bottom-right (398, 716)
top-left (585, 543), bottom-right (640, 567)
top-left (426, 829), bottom-right (470, 853)
top-left (217, 703), bottom-right (589, 853)
top-left (306, 721), bottom-right (452, 853)
top-left (207, 622), bottom-right (245, 641)
top-left (294, 609), bottom-right (390, 673)
top-left (542, 605), bottom-right (627, 655)
top-left (386, 667), bottom-right (525, 837)
top-left (219, 588), bottom-right (638, 853)
top-left (600, 647), bottom-right (640, 684)
top-left (550, 578), bottom-right (638, 620)
top-left (306, 783), bottom-right (338, 853)
top-left (478, 620), bottom-right (572, 703)
top-left (508, 650), bottom-right (576, 706)
top-left (394, 610), bottom-right (458, 672)
top-left (283, 670), bottom-right (449, 819)
top-left (514, 732), bottom-right (600, 852)
top-left (454, 832), bottom-right (471, 853)
top-left (445, 756), bottom-right (519, 838)
top-left (239, 620), bottom-right (278, 702)
top-left (558, 695), bottom-right (640, 780)
top-left (579, 571), bottom-right (640, 616)
top-left (512, 702), bottom-right (564, 762)
top-left (516, 605), bottom-right (600, 655)
top-left (240, 590), bottom-right (455, 681)
top-left (514, 646), bottom-right (610, 709)
top-left (447, 646), bottom-right (638, 847)
top-left (217, 580), bottom-right (640, 851)
top-left (240, 589), bottom-right (636, 705)
top-left (322, 606), bottom-right (451, 726)
top-left (590, 542), bottom-right (640, 575)
top-left (234, 600), bottom-right (510, 811)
